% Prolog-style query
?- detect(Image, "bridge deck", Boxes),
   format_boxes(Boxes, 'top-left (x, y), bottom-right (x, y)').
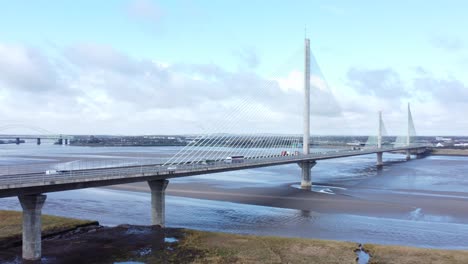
top-left (0, 146), bottom-right (429, 198)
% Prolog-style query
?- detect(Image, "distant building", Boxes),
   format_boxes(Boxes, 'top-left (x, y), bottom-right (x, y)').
top-left (436, 137), bottom-right (452, 142)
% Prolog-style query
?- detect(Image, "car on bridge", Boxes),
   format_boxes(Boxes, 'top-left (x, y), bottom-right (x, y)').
top-left (225, 156), bottom-right (244, 163)
top-left (202, 159), bottom-right (216, 165)
top-left (45, 170), bottom-right (60, 175)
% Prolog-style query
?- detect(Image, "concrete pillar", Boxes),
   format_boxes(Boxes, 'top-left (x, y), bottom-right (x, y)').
top-left (37, 138), bottom-right (41, 145)
top-left (299, 161), bottom-right (316, 189)
top-left (407, 103), bottom-right (411, 147)
top-left (378, 111), bottom-right (382, 149)
top-left (376, 152), bottom-right (383, 167)
top-left (148, 179), bottom-right (169, 227)
top-left (16, 137), bottom-right (20, 145)
top-left (303, 38), bottom-right (311, 155)
top-left (57, 138), bottom-right (63, 145)
top-left (406, 150), bottom-right (411, 161)
top-left (64, 139), bottom-right (68, 145)
top-left (18, 194), bottom-right (47, 261)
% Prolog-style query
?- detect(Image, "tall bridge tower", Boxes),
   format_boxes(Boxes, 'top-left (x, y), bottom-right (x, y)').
top-left (299, 38), bottom-right (316, 188)
top-left (303, 38), bottom-right (310, 155)
top-left (406, 103), bottom-right (412, 160)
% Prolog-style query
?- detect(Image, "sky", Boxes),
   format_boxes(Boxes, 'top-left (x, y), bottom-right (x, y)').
top-left (0, 0), bottom-right (468, 136)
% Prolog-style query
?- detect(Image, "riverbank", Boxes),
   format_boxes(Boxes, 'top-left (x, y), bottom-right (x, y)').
top-left (431, 148), bottom-right (468, 156)
top-left (0, 210), bottom-right (98, 249)
top-left (1, 211), bottom-right (468, 264)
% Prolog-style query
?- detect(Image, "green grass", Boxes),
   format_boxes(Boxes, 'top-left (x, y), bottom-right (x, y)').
top-left (365, 244), bottom-right (468, 264)
top-left (3, 209), bottom-right (468, 263)
top-left (173, 229), bottom-right (358, 264)
top-left (0, 210), bottom-right (96, 241)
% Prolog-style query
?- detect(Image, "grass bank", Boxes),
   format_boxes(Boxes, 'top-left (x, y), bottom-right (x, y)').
top-left (175, 229), bottom-right (358, 264)
top-left (2, 210), bottom-right (468, 263)
top-left (431, 148), bottom-right (468, 156)
top-left (0, 210), bottom-right (97, 247)
top-left (365, 244), bottom-right (468, 264)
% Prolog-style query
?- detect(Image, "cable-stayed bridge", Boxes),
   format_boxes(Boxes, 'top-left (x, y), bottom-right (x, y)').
top-left (0, 39), bottom-right (430, 261)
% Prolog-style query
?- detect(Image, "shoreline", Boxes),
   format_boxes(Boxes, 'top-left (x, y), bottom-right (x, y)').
top-left (431, 149), bottom-right (468, 156)
top-left (1, 210), bottom-right (467, 263)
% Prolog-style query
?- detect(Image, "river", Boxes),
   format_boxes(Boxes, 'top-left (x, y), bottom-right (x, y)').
top-left (1, 142), bottom-right (467, 249)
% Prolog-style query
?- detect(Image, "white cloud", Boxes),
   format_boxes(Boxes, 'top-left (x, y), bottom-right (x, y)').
top-left (0, 44), bottom-right (60, 92)
top-left (430, 35), bottom-right (464, 52)
top-left (235, 47), bottom-right (260, 69)
top-left (0, 43), bottom-right (305, 134)
top-left (127, 0), bottom-right (162, 23)
top-left (1, 42), bottom-right (467, 136)
top-left (274, 71), bottom-right (329, 93)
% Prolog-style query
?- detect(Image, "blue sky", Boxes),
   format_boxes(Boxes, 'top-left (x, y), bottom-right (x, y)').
top-left (0, 1), bottom-right (467, 135)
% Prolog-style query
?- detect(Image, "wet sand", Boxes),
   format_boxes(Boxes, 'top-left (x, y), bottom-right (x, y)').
top-left (104, 179), bottom-right (468, 223)
top-left (432, 149), bottom-right (468, 156)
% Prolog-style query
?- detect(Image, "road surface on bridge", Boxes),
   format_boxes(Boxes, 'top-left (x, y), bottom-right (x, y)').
top-left (0, 145), bottom-right (428, 198)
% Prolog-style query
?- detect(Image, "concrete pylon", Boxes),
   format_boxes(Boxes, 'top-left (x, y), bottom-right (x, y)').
top-left (377, 111), bottom-right (383, 167)
top-left (148, 179), bottom-right (169, 227)
top-left (299, 38), bottom-right (314, 189)
top-left (18, 194), bottom-right (47, 261)
top-left (406, 103), bottom-right (411, 160)
top-left (377, 111), bottom-right (382, 149)
top-left (299, 161), bottom-right (316, 188)
top-left (303, 38), bottom-right (310, 155)
top-left (376, 152), bottom-right (383, 167)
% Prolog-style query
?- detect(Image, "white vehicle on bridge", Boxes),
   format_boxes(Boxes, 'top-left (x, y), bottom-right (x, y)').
top-left (167, 166), bottom-right (177, 171)
top-left (45, 170), bottom-right (59, 175)
top-left (225, 156), bottom-right (244, 163)
top-left (202, 159), bottom-right (216, 165)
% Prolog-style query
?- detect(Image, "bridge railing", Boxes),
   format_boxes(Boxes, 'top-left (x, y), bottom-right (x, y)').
top-left (0, 145), bottom-right (431, 188)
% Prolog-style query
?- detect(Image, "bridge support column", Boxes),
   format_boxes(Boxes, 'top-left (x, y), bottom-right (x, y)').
top-left (37, 138), bottom-right (41, 145)
top-left (18, 194), bottom-right (47, 261)
top-left (299, 161), bottom-right (316, 189)
top-left (406, 150), bottom-right (411, 161)
top-left (16, 137), bottom-right (20, 145)
top-left (148, 179), bottom-right (169, 227)
top-left (376, 152), bottom-right (383, 167)
top-left (64, 139), bottom-right (68, 145)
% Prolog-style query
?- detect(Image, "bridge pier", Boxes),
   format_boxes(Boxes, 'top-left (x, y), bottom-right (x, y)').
top-left (64, 139), bottom-right (68, 145)
top-left (406, 150), bottom-right (411, 161)
top-left (16, 137), bottom-right (20, 145)
top-left (37, 138), bottom-right (41, 145)
top-left (299, 161), bottom-right (316, 189)
top-left (18, 194), bottom-right (47, 261)
top-left (376, 152), bottom-right (383, 167)
top-left (148, 179), bottom-right (169, 227)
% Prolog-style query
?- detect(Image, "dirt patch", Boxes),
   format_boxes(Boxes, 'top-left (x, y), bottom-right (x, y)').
top-left (0, 225), bottom-right (203, 264)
